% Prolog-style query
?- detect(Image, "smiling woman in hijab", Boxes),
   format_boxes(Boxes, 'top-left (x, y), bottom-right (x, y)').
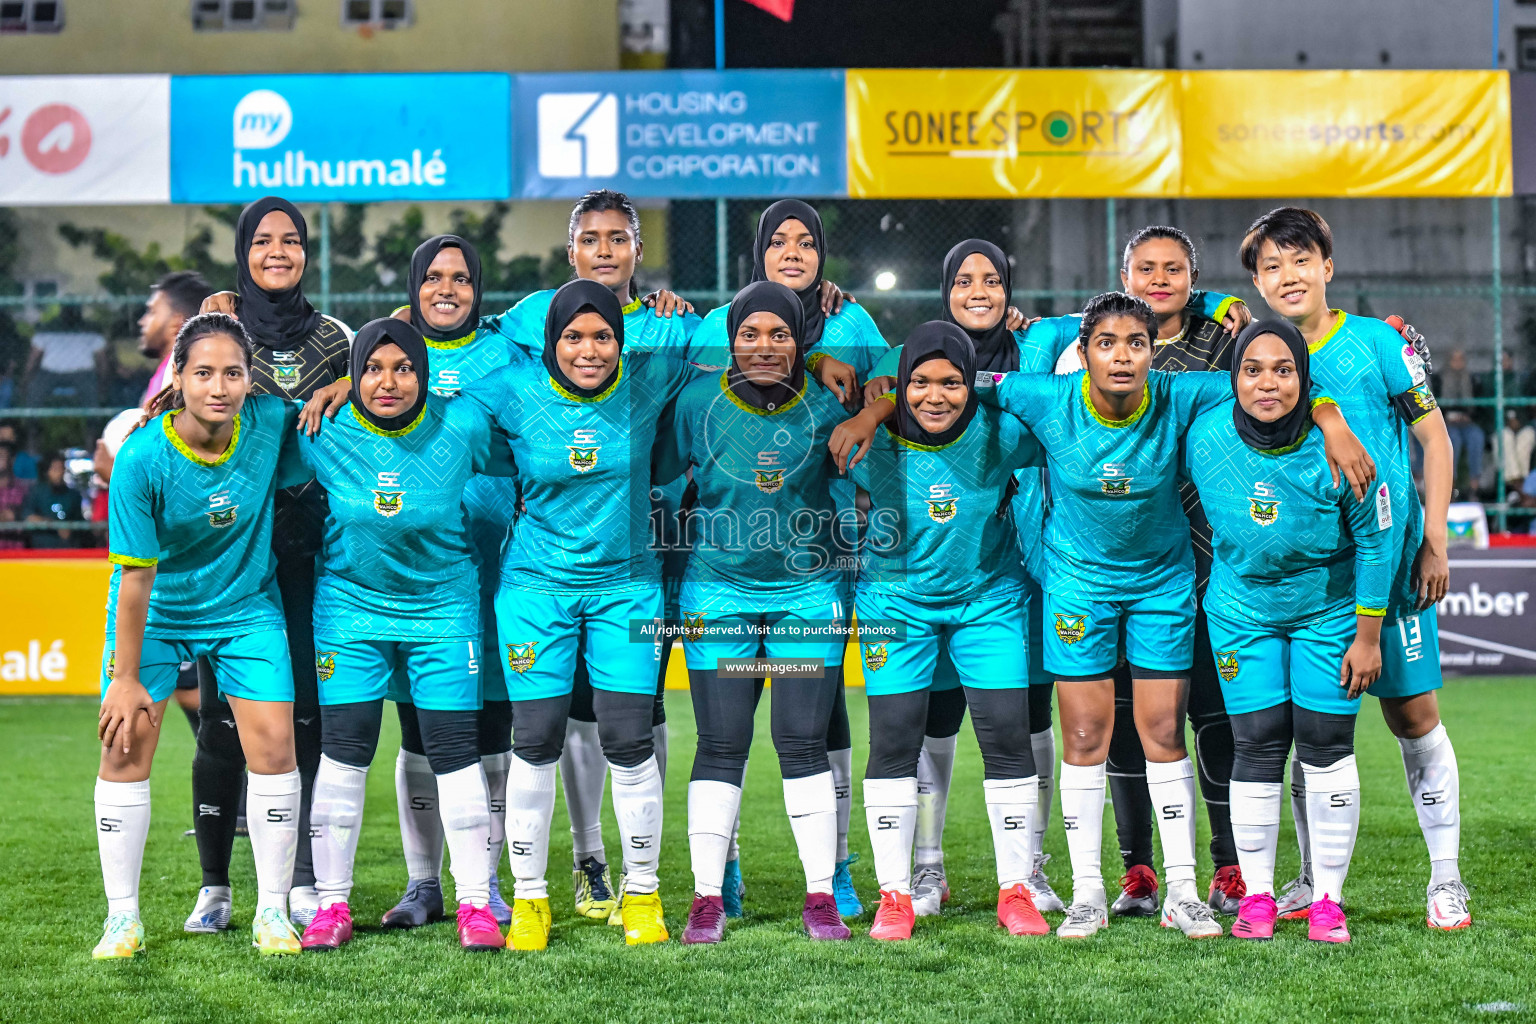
top-left (459, 278), bottom-right (711, 952)
top-left (1182, 317), bottom-right (1391, 945)
top-left (835, 320), bottom-right (1050, 945)
top-left (649, 280), bottom-right (855, 945)
top-left (186, 196), bottom-right (355, 937)
top-left (288, 316), bottom-right (514, 955)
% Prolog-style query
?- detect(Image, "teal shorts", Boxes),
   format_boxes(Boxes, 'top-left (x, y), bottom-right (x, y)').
top-left (1205, 606), bottom-right (1362, 717)
top-left (854, 588), bottom-right (1028, 697)
top-left (925, 576), bottom-right (1050, 691)
top-left (1370, 602), bottom-right (1444, 701)
top-left (492, 586), bottom-right (663, 701)
top-left (100, 629), bottom-right (292, 704)
top-left (679, 580), bottom-right (847, 670)
top-left (321, 636), bottom-right (482, 712)
top-left (1043, 584), bottom-right (1196, 680)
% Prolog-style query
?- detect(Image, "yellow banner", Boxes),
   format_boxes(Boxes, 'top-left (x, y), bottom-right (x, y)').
top-left (0, 558), bottom-right (110, 696)
top-left (1180, 70), bottom-right (1511, 197)
top-left (846, 68), bottom-right (1180, 198)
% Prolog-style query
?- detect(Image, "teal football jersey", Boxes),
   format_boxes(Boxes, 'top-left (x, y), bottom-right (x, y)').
top-left (659, 371), bottom-right (850, 602)
top-left (849, 405), bottom-right (1041, 606)
top-left (696, 300), bottom-right (889, 378)
top-left (299, 395), bottom-right (511, 641)
top-left (1187, 410), bottom-right (1393, 626)
top-left (107, 394), bottom-right (308, 638)
top-left (461, 350), bottom-right (708, 593)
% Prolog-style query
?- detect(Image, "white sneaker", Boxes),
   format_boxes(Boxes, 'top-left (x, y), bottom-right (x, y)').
top-left (911, 864), bottom-right (949, 918)
top-left (183, 885), bottom-right (233, 933)
top-left (1276, 873), bottom-right (1314, 920)
top-left (1426, 880), bottom-right (1471, 930)
top-left (288, 885), bottom-right (320, 929)
top-left (1056, 899), bottom-right (1109, 939)
top-left (1160, 893), bottom-right (1223, 938)
top-left (1026, 853), bottom-right (1066, 914)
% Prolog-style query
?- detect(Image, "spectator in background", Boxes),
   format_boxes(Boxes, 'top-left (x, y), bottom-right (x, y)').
top-left (0, 443), bottom-right (28, 550)
top-left (26, 305), bottom-right (105, 408)
top-left (23, 453), bottom-right (79, 549)
top-left (0, 423), bottom-right (37, 480)
top-left (1433, 348), bottom-right (1487, 500)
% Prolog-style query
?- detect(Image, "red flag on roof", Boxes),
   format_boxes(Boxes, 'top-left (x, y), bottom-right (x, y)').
top-left (739, 0), bottom-right (795, 21)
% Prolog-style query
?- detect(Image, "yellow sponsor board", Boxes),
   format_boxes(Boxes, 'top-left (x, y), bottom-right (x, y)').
top-left (1181, 70), bottom-right (1511, 197)
top-left (0, 558), bottom-right (109, 696)
top-left (846, 68), bottom-right (1180, 198)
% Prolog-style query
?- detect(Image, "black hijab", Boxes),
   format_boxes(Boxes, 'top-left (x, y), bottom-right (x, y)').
top-left (940, 238), bottom-right (1017, 374)
top-left (894, 321), bottom-right (979, 448)
top-left (750, 199), bottom-right (826, 351)
top-left (350, 317), bottom-right (430, 433)
top-left (1231, 318), bottom-right (1313, 452)
top-left (544, 279), bottom-right (625, 399)
top-left (726, 281), bottom-right (805, 412)
top-left (408, 235), bottom-right (482, 343)
top-left (234, 196), bottom-right (323, 349)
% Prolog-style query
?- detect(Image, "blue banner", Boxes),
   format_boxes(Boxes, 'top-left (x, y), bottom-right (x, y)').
top-left (170, 73), bottom-right (510, 202)
top-left (515, 70), bottom-right (846, 199)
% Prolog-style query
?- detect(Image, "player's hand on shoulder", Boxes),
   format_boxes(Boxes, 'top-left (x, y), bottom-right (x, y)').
top-left (200, 291), bottom-right (239, 318)
top-left (643, 289), bottom-right (695, 317)
top-left (1222, 300), bottom-right (1253, 336)
top-left (820, 280), bottom-right (854, 315)
top-left (299, 379), bottom-right (352, 437)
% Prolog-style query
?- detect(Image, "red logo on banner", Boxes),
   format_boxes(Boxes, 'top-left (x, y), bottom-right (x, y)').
top-left (20, 103), bottom-right (92, 174)
top-left (739, 0), bottom-right (794, 21)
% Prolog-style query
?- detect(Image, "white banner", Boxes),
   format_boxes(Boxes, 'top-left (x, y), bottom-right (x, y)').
top-left (0, 75), bottom-right (170, 204)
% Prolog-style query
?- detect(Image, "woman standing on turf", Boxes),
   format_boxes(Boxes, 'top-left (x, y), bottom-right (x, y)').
top-left (295, 318), bottom-right (514, 953)
top-left (460, 279), bottom-right (708, 951)
top-left (1184, 320), bottom-right (1387, 943)
top-left (843, 321), bottom-right (1051, 943)
top-left (187, 197), bottom-right (353, 934)
top-left (656, 281), bottom-right (855, 944)
top-left (94, 313), bottom-right (310, 959)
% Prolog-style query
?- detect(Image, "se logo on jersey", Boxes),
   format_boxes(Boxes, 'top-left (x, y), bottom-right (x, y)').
top-left (682, 613), bottom-right (707, 642)
top-left (1249, 499), bottom-right (1280, 526)
top-left (373, 490), bottom-right (405, 517)
top-left (315, 652), bottom-right (336, 682)
top-left (1216, 650), bottom-right (1239, 682)
top-left (861, 642), bottom-right (888, 671)
top-left (505, 642), bottom-right (538, 674)
top-left (754, 470), bottom-right (784, 494)
top-left (1054, 614), bottom-right (1087, 645)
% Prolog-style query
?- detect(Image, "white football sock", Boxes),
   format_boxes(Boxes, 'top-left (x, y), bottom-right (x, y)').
top-left (653, 722), bottom-right (669, 782)
top-left (783, 772), bottom-right (837, 894)
top-left (438, 762), bottom-right (492, 908)
top-left (687, 779), bottom-right (741, 897)
top-left (480, 751), bottom-right (510, 878)
top-left (246, 768), bottom-right (302, 914)
top-left (830, 747), bottom-right (853, 862)
top-left (1398, 723), bottom-right (1462, 887)
top-left (610, 757), bottom-right (664, 894)
top-left (1146, 757), bottom-right (1198, 894)
top-left (1230, 780), bottom-right (1283, 898)
top-left (395, 749), bottom-right (443, 883)
top-left (983, 775), bottom-right (1038, 888)
top-left (559, 718), bottom-right (609, 867)
top-left (915, 733), bottom-right (957, 866)
top-left (863, 777), bottom-right (918, 895)
top-left (727, 756), bottom-right (746, 863)
top-left (1303, 756), bottom-right (1361, 904)
top-left (1290, 753), bottom-right (1311, 879)
top-left (95, 777), bottom-right (151, 917)
top-left (1059, 761), bottom-right (1107, 906)
top-left (312, 756), bottom-right (369, 910)
top-left (506, 755), bottom-right (557, 900)
top-left (1030, 729), bottom-right (1055, 866)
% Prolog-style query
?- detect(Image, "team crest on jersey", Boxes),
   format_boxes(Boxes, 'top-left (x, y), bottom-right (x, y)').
top-left (754, 470), bottom-right (784, 494)
top-left (315, 652), bottom-right (336, 682)
top-left (926, 498), bottom-right (958, 523)
top-left (567, 447), bottom-right (600, 473)
top-left (505, 642), bottom-right (538, 674)
top-left (682, 613), bottom-right (707, 642)
top-left (207, 506), bottom-right (239, 529)
top-left (106, 650), bottom-right (115, 678)
top-left (1054, 614), bottom-right (1087, 645)
top-left (862, 642), bottom-right (888, 672)
top-left (1216, 651), bottom-right (1240, 682)
top-left (373, 490), bottom-right (405, 517)
top-left (270, 350), bottom-right (304, 391)
top-left (1100, 477), bottom-right (1133, 496)
top-left (1249, 499), bottom-right (1280, 526)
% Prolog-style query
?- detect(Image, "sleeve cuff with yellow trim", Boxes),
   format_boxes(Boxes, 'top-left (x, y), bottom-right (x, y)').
top-left (805, 351), bottom-right (827, 373)
top-left (108, 553), bottom-right (158, 567)
top-left (1310, 396), bottom-right (1338, 410)
top-left (1355, 605), bottom-right (1387, 618)
top-left (1211, 295), bottom-right (1239, 324)
top-left (877, 390), bottom-right (897, 405)
top-left (390, 305), bottom-right (409, 317)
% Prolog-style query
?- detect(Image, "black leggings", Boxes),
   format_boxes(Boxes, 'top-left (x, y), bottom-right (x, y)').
top-left (513, 688), bottom-right (655, 768)
top-left (689, 668), bottom-right (842, 785)
top-left (919, 658), bottom-right (1053, 742)
top-left (867, 686), bottom-right (1034, 781)
top-left (569, 623), bottom-right (669, 728)
top-left (1230, 703), bottom-right (1357, 782)
top-left (398, 699), bottom-right (511, 758)
top-left (323, 699), bottom-right (479, 774)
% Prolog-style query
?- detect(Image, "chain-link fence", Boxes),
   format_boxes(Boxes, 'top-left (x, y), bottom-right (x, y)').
top-left (3, 196), bottom-right (1533, 548)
